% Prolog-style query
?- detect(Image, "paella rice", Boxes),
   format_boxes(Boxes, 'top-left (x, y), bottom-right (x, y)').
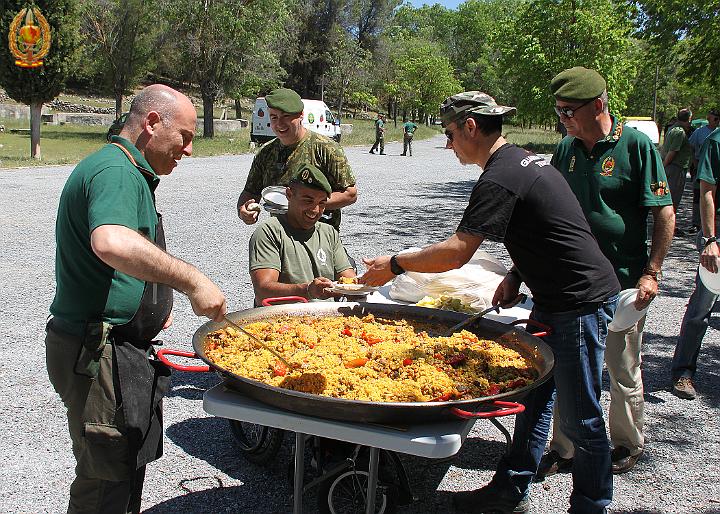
top-left (204, 314), bottom-right (536, 403)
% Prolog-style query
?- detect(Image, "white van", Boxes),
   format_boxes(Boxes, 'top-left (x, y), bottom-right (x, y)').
top-left (251, 97), bottom-right (341, 144)
top-left (624, 116), bottom-right (660, 145)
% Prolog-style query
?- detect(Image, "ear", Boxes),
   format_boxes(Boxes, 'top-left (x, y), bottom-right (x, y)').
top-left (144, 111), bottom-right (162, 135)
top-left (285, 186), bottom-right (294, 200)
top-left (464, 117), bottom-right (477, 134)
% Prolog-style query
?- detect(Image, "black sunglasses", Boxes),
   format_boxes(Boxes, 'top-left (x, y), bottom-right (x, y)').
top-left (554, 97), bottom-right (597, 119)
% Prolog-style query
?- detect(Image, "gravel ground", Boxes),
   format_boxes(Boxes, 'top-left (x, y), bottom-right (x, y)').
top-left (1, 134), bottom-right (719, 514)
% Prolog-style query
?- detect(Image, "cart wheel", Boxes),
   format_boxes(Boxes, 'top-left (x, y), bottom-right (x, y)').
top-left (228, 420), bottom-right (285, 465)
top-left (317, 468), bottom-right (398, 514)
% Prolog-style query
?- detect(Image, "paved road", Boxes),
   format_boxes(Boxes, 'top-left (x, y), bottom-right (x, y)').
top-left (1, 135), bottom-right (718, 513)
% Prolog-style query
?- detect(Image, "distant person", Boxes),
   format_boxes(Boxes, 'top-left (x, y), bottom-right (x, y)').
top-left (662, 108), bottom-right (693, 213)
top-left (688, 109), bottom-right (720, 233)
top-left (538, 66), bottom-right (674, 479)
top-left (369, 113), bottom-right (386, 155)
top-left (237, 88), bottom-right (357, 231)
top-left (672, 125), bottom-right (720, 400)
top-left (401, 119), bottom-right (418, 156)
top-left (249, 163), bottom-right (356, 305)
top-left (46, 85), bottom-right (227, 514)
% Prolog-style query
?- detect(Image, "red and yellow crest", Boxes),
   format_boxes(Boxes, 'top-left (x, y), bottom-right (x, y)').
top-left (8, 6), bottom-right (51, 68)
top-left (601, 156), bottom-right (615, 176)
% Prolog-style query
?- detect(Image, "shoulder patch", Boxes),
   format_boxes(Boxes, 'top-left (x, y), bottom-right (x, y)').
top-left (650, 181), bottom-right (669, 196)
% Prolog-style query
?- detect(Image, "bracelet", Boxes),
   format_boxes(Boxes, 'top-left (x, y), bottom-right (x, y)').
top-left (390, 254), bottom-right (406, 275)
top-left (306, 282), bottom-right (314, 299)
top-left (642, 267), bottom-right (660, 281)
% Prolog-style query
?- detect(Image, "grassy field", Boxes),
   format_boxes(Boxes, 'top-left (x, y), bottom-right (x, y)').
top-left (0, 117), bottom-right (562, 169)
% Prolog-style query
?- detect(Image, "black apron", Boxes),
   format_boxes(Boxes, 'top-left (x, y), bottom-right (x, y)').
top-left (109, 143), bottom-right (174, 469)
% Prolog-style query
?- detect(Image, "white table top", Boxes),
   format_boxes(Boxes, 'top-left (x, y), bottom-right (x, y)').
top-left (203, 384), bottom-right (476, 459)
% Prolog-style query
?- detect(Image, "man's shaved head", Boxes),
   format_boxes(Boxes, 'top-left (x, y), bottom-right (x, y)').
top-left (125, 84), bottom-right (192, 128)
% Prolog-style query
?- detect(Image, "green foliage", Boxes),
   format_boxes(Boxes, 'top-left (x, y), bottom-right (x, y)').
top-left (0, 0), bottom-right (80, 105)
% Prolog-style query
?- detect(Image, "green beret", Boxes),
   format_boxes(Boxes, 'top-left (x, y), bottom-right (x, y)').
top-left (265, 88), bottom-right (303, 114)
top-left (289, 163), bottom-right (332, 196)
top-left (439, 91), bottom-right (516, 126)
top-left (550, 67), bottom-right (606, 101)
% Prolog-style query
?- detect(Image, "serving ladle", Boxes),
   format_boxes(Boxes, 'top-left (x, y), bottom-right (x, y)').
top-left (223, 315), bottom-right (293, 369)
top-left (444, 293), bottom-right (527, 336)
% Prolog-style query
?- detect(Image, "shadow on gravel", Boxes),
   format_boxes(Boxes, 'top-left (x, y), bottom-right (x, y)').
top-left (143, 485), bottom-right (292, 514)
top-left (166, 370), bottom-right (222, 401)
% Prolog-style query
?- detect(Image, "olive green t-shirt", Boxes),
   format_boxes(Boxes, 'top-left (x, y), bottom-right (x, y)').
top-left (662, 124), bottom-right (692, 170)
top-left (404, 122), bottom-right (418, 135)
top-left (249, 216), bottom-right (352, 291)
top-left (50, 137), bottom-right (160, 325)
top-left (243, 131), bottom-right (355, 230)
top-left (696, 128), bottom-right (720, 213)
top-left (552, 118), bottom-right (672, 289)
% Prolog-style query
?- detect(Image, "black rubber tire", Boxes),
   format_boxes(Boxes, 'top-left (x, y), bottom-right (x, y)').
top-left (227, 420), bottom-right (285, 465)
top-left (317, 467), bottom-right (398, 514)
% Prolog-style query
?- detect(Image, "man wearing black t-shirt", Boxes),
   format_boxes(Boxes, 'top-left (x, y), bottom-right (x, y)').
top-left (361, 91), bottom-right (619, 514)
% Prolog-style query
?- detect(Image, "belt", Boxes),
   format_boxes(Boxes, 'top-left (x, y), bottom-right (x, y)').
top-left (47, 317), bottom-right (88, 337)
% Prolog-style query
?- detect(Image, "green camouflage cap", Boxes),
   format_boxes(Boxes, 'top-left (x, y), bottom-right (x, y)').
top-left (289, 163), bottom-right (332, 196)
top-left (265, 88), bottom-right (303, 114)
top-left (440, 91), bottom-right (516, 126)
top-left (550, 67), bottom-right (606, 101)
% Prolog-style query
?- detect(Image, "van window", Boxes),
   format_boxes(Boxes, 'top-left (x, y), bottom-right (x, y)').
top-left (325, 110), bottom-right (335, 124)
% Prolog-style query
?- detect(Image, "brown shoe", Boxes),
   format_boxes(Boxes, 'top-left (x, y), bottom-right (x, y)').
top-left (611, 446), bottom-right (642, 474)
top-left (533, 450), bottom-right (572, 482)
top-left (672, 377), bottom-right (696, 400)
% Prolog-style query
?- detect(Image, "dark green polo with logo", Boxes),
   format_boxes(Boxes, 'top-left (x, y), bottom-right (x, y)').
top-left (696, 127), bottom-right (720, 213)
top-left (551, 117), bottom-right (672, 288)
top-left (50, 136), bottom-right (160, 326)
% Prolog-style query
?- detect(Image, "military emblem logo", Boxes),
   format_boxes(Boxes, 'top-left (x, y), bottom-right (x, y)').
top-left (8, 6), bottom-right (51, 68)
top-left (601, 156), bottom-right (615, 176)
top-left (308, 113), bottom-right (315, 123)
top-left (316, 248), bottom-right (327, 265)
top-left (568, 155), bottom-right (576, 173)
top-left (301, 168), bottom-right (310, 180)
top-left (650, 181), bottom-right (668, 196)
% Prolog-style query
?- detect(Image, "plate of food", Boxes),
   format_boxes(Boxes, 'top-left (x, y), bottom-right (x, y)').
top-left (327, 277), bottom-right (379, 295)
top-left (261, 186), bottom-right (289, 208)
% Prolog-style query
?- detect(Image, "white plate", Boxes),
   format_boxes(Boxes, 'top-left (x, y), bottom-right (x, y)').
top-left (263, 203), bottom-right (287, 215)
top-left (699, 261), bottom-right (720, 294)
top-left (608, 288), bottom-right (649, 332)
top-left (327, 282), bottom-right (379, 295)
top-left (261, 186), bottom-right (288, 208)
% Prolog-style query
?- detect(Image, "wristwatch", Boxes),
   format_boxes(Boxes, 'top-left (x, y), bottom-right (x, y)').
top-left (702, 236), bottom-right (717, 247)
top-left (642, 267), bottom-right (661, 281)
top-left (389, 254), bottom-right (405, 275)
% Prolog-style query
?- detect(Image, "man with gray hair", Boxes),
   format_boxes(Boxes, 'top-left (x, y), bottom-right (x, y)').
top-left (46, 84), bottom-right (227, 514)
top-left (535, 66), bottom-right (674, 480)
top-left (362, 91), bottom-right (619, 514)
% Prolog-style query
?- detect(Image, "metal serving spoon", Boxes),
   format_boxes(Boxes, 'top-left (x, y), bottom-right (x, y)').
top-left (444, 293), bottom-right (527, 336)
top-left (223, 315), bottom-right (293, 369)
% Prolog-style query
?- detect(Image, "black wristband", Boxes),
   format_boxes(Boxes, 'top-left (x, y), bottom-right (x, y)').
top-left (390, 254), bottom-right (405, 275)
top-left (704, 236), bottom-right (717, 247)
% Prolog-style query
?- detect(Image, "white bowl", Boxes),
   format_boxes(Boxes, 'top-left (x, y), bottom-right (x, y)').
top-left (699, 261), bottom-right (720, 294)
top-left (608, 288), bottom-right (649, 332)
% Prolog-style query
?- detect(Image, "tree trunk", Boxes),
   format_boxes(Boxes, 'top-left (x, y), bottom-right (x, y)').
top-left (115, 94), bottom-right (123, 119)
top-left (202, 94), bottom-right (214, 138)
top-left (30, 101), bottom-right (42, 160)
top-left (235, 99), bottom-right (242, 120)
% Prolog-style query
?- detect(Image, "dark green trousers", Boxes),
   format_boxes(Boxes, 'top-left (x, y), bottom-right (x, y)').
top-left (46, 323), bottom-right (145, 514)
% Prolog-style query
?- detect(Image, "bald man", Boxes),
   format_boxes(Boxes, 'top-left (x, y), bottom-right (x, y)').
top-left (46, 84), bottom-right (226, 514)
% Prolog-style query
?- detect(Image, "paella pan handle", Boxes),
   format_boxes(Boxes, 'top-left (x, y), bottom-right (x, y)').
top-left (510, 319), bottom-right (552, 338)
top-left (261, 296), bottom-right (309, 306)
top-left (156, 348), bottom-right (210, 373)
top-left (450, 400), bottom-right (525, 419)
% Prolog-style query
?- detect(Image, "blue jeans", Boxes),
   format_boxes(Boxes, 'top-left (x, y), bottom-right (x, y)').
top-left (491, 296), bottom-right (617, 514)
top-left (672, 270), bottom-right (718, 379)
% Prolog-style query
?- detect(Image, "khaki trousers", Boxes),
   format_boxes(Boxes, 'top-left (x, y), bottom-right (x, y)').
top-left (549, 315), bottom-right (646, 458)
top-left (46, 324), bottom-right (144, 514)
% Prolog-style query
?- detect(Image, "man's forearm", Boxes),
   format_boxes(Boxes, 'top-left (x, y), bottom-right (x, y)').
top-left (647, 205), bottom-right (675, 271)
top-left (700, 182), bottom-right (717, 236)
top-left (663, 151), bottom-right (677, 167)
top-left (326, 186), bottom-right (357, 210)
top-left (396, 232), bottom-right (483, 273)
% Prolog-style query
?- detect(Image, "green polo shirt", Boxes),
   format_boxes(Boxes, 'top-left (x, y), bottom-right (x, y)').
top-left (696, 128), bottom-right (720, 213)
top-left (403, 122), bottom-right (417, 135)
top-left (249, 215), bottom-right (351, 292)
top-left (551, 117), bottom-right (672, 288)
top-left (50, 136), bottom-right (160, 326)
top-left (662, 124), bottom-right (692, 170)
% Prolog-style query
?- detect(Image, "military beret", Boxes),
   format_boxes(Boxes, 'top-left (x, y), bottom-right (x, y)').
top-left (265, 88), bottom-right (303, 114)
top-left (289, 163), bottom-right (332, 196)
top-left (550, 67), bottom-right (606, 101)
top-left (439, 91), bottom-right (516, 126)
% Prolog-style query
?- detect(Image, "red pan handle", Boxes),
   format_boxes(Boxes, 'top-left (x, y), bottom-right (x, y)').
top-left (261, 296), bottom-right (309, 306)
top-left (156, 348), bottom-right (210, 372)
top-left (450, 400), bottom-right (525, 419)
top-left (510, 319), bottom-right (552, 337)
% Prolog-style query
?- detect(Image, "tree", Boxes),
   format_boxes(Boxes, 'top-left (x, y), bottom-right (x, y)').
top-left (77, 0), bottom-right (157, 118)
top-left (500, 0), bottom-right (636, 125)
top-left (158, 0), bottom-right (289, 137)
top-left (325, 27), bottom-right (373, 116)
top-left (0, 0), bottom-right (80, 159)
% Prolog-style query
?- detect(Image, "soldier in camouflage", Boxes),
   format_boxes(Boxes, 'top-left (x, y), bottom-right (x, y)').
top-left (237, 88), bottom-right (357, 231)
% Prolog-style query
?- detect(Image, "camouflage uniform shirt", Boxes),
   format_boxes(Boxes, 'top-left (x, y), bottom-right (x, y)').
top-left (244, 131), bottom-right (355, 230)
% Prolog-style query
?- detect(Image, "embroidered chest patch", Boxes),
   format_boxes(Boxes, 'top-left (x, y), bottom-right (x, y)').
top-left (568, 155), bottom-right (576, 173)
top-left (601, 156), bottom-right (615, 176)
top-left (650, 181), bottom-right (669, 196)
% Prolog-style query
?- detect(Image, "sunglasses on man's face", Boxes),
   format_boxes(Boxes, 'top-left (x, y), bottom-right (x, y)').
top-left (554, 97), bottom-right (596, 119)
